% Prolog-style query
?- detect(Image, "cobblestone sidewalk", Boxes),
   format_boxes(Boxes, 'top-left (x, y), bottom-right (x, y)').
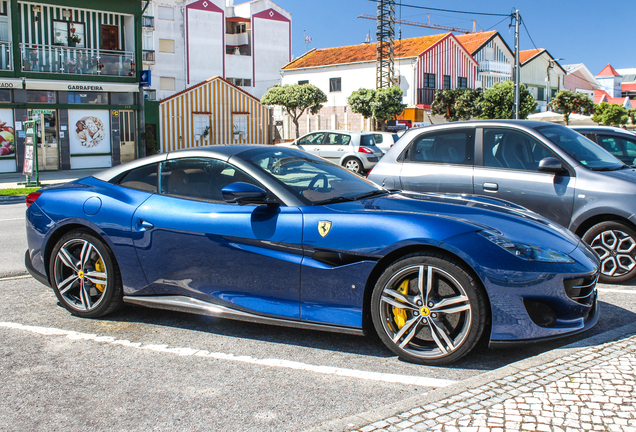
top-left (311, 326), bottom-right (636, 432)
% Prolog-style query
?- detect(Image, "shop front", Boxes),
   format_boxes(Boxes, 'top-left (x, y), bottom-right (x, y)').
top-left (0, 79), bottom-right (140, 173)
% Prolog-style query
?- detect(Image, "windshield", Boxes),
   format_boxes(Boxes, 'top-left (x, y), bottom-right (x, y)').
top-left (534, 124), bottom-right (624, 170)
top-left (238, 147), bottom-right (385, 206)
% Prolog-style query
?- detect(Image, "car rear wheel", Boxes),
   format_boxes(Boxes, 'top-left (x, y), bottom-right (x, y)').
top-left (343, 157), bottom-right (362, 174)
top-left (582, 221), bottom-right (636, 284)
top-left (371, 252), bottom-right (487, 365)
top-left (49, 230), bottom-right (123, 318)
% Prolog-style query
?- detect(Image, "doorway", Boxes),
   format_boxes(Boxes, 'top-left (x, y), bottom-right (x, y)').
top-left (28, 110), bottom-right (59, 171)
top-left (101, 25), bottom-right (119, 51)
top-left (119, 110), bottom-right (136, 163)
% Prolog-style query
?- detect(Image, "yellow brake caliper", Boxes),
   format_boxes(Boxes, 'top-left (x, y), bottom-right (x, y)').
top-left (94, 258), bottom-right (106, 292)
top-left (392, 279), bottom-right (410, 329)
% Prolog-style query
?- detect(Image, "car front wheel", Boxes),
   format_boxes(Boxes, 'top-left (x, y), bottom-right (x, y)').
top-left (582, 221), bottom-right (636, 284)
top-left (371, 252), bottom-right (487, 365)
top-left (49, 230), bottom-right (123, 318)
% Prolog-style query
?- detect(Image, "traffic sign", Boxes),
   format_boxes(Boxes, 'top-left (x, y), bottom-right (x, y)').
top-left (140, 70), bottom-right (151, 87)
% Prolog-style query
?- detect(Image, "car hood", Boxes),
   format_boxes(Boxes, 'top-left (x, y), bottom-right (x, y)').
top-left (589, 166), bottom-right (636, 182)
top-left (327, 191), bottom-right (582, 253)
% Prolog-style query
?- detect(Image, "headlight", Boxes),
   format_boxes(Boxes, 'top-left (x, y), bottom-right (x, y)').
top-left (478, 230), bottom-right (574, 263)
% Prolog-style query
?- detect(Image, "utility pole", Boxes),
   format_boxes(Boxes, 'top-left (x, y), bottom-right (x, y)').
top-left (376, 0), bottom-right (395, 89)
top-left (514, 9), bottom-right (520, 120)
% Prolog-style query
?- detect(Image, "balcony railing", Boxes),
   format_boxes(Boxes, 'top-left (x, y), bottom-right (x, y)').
top-left (142, 16), bottom-right (155, 29)
top-left (478, 60), bottom-right (512, 75)
top-left (20, 43), bottom-right (136, 77)
top-left (0, 41), bottom-right (11, 70)
top-left (417, 88), bottom-right (437, 106)
top-left (142, 50), bottom-right (155, 63)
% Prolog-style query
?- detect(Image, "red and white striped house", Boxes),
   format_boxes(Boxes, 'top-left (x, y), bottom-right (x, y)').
top-left (278, 33), bottom-right (478, 135)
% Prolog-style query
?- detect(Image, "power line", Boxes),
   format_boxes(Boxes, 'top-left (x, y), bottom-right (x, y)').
top-left (366, 0), bottom-right (512, 18)
top-left (520, 16), bottom-right (539, 51)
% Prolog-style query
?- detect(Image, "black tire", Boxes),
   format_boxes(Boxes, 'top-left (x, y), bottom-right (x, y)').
top-left (371, 252), bottom-right (487, 365)
top-left (49, 230), bottom-right (123, 318)
top-left (582, 221), bottom-right (636, 284)
top-left (343, 157), bottom-right (362, 174)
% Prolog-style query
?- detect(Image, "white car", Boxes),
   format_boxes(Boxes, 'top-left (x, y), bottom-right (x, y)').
top-left (372, 132), bottom-right (401, 154)
top-left (280, 130), bottom-right (384, 173)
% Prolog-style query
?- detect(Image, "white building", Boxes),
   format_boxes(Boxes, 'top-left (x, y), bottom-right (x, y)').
top-left (518, 49), bottom-right (565, 112)
top-left (141, 0), bottom-right (291, 101)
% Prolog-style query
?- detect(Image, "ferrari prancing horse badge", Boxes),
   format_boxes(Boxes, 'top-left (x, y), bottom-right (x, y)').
top-left (318, 221), bottom-right (332, 237)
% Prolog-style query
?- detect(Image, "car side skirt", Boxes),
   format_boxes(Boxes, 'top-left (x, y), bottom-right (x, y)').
top-left (123, 295), bottom-right (366, 336)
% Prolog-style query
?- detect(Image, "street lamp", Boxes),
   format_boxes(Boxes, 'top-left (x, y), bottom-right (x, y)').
top-left (546, 57), bottom-right (564, 111)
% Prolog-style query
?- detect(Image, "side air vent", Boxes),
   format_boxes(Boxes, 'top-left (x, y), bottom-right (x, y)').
top-left (563, 273), bottom-right (598, 306)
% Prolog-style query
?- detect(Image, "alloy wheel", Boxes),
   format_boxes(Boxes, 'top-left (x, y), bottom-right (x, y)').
top-left (590, 229), bottom-right (636, 277)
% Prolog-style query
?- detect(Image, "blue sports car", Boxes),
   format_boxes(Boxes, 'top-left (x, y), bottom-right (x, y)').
top-left (25, 146), bottom-right (599, 365)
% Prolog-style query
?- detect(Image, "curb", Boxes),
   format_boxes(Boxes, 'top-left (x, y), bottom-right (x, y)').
top-left (0, 194), bottom-right (26, 203)
top-left (305, 321), bottom-right (636, 432)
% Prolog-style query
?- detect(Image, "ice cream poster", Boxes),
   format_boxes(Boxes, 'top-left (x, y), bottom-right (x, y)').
top-left (0, 109), bottom-right (15, 157)
top-left (69, 110), bottom-right (111, 154)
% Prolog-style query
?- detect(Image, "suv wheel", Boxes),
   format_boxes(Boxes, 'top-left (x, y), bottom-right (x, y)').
top-left (582, 221), bottom-right (636, 284)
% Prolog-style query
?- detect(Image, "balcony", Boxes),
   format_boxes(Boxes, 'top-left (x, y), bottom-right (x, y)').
top-left (142, 16), bottom-right (155, 29)
top-left (478, 60), bottom-right (512, 75)
top-left (0, 41), bottom-right (11, 70)
top-left (20, 43), bottom-right (135, 77)
top-left (143, 50), bottom-right (155, 64)
top-left (226, 32), bottom-right (249, 47)
top-left (417, 88), bottom-right (437, 106)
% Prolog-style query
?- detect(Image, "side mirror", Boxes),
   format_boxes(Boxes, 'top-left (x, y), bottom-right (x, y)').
top-left (538, 157), bottom-right (565, 174)
top-left (222, 182), bottom-right (271, 205)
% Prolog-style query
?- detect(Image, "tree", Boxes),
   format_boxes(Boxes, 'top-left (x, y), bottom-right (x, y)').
top-left (547, 90), bottom-right (595, 125)
top-left (592, 102), bottom-right (628, 126)
top-left (628, 108), bottom-right (636, 125)
top-left (261, 84), bottom-right (327, 138)
top-left (370, 86), bottom-right (407, 130)
top-left (431, 88), bottom-right (483, 121)
top-left (479, 81), bottom-right (537, 120)
top-left (348, 88), bottom-right (376, 120)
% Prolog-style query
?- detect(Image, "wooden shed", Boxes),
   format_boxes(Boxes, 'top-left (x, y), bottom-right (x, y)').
top-left (159, 76), bottom-right (269, 153)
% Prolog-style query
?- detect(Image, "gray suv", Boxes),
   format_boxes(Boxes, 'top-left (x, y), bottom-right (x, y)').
top-left (368, 120), bottom-right (636, 284)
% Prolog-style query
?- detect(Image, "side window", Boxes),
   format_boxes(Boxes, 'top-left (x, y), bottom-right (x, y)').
top-left (583, 133), bottom-right (597, 143)
top-left (373, 133), bottom-right (384, 144)
top-left (597, 136), bottom-right (623, 158)
top-left (359, 134), bottom-right (375, 146)
top-left (407, 130), bottom-right (474, 165)
top-left (325, 133), bottom-right (350, 145)
top-left (623, 138), bottom-right (636, 157)
top-left (298, 132), bottom-right (326, 145)
top-left (483, 128), bottom-right (557, 172)
top-left (159, 158), bottom-right (264, 202)
top-left (117, 163), bottom-right (158, 192)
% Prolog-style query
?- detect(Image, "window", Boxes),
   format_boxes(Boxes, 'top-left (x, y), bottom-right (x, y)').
top-left (117, 163), bottom-right (158, 193)
top-left (406, 130), bottom-right (474, 165)
top-left (53, 21), bottom-right (85, 47)
top-left (194, 114), bottom-right (209, 137)
top-left (142, 32), bottom-right (154, 50)
top-left (325, 133), bottom-right (350, 145)
top-left (228, 78), bottom-right (251, 87)
top-left (457, 77), bottom-right (468, 89)
top-left (598, 135), bottom-right (636, 164)
top-left (329, 78), bottom-right (341, 92)
top-left (298, 132), bottom-right (326, 145)
top-left (298, 80), bottom-right (309, 85)
top-left (373, 133), bottom-right (384, 144)
top-left (482, 128), bottom-right (556, 171)
top-left (233, 114), bottom-right (248, 137)
top-left (0, 89), bottom-right (11, 102)
top-left (144, 89), bottom-right (157, 101)
top-left (68, 92), bottom-right (108, 104)
top-left (537, 87), bottom-right (545, 101)
top-left (158, 6), bottom-right (174, 20)
top-left (424, 73), bottom-right (435, 88)
top-left (159, 39), bottom-right (175, 53)
top-left (27, 91), bottom-right (56, 103)
top-left (160, 77), bottom-right (175, 91)
top-left (160, 158), bottom-right (264, 202)
top-left (443, 75), bottom-right (451, 90)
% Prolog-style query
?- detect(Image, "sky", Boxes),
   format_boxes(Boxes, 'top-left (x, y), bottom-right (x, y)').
top-left (271, 0), bottom-right (636, 75)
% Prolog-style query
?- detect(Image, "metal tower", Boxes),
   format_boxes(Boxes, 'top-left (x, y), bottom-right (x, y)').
top-left (376, 0), bottom-right (395, 89)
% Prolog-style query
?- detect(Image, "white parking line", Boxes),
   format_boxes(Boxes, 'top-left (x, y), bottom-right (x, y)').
top-left (0, 218), bottom-right (23, 222)
top-left (598, 288), bottom-right (636, 294)
top-left (0, 275), bottom-right (31, 282)
top-left (0, 321), bottom-right (456, 388)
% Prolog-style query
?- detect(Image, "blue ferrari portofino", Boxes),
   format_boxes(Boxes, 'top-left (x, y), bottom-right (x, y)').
top-left (25, 146), bottom-right (599, 365)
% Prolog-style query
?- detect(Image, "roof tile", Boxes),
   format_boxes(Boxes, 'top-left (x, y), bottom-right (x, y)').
top-left (455, 30), bottom-right (497, 55)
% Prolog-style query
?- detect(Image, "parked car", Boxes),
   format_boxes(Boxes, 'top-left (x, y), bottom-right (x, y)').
top-left (25, 145), bottom-right (598, 365)
top-left (368, 120), bottom-right (636, 284)
top-left (279, 130), bottom-right (383, 173)
top-left (372, 132), bottom-right (401, 154)
top-left (570, 125), bottom-right (636, 166)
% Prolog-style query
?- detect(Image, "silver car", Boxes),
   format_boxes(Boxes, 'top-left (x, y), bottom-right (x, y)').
top-left (283, 130), bottom-right (384, 173)
top-left (570, 125), bottom-right (636, 166)
top-left (372, 132), bottom-right (401, 154)
top-left (368, 120), bottom-right (636, 284)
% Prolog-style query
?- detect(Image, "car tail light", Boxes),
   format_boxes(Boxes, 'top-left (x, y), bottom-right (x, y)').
top-left (358, 146), bottom-right (373, 154)
top-left (26, 191), bottom-right (42, 208)
top-left (366, 168), bottom-right (373, 178)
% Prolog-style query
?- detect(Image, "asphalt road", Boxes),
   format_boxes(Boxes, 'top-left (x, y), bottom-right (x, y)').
top-left (0, 201), bottom-right (27, 277)
top-left (2, 202), bottom-right (636, 431)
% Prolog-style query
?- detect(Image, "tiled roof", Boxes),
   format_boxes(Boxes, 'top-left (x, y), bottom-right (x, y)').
top-left (519, 49), bottom-right (544, 65)
top-left (622, 82), bottom-right (636, 91)
top-left (282, 33), bottom-right (449, 70)
top-left (594, 89), bottom-right (630, 106)
top-left (597, 64), bottom-right (620, 77)
top-left (455, 30), bottom-right (497, 54)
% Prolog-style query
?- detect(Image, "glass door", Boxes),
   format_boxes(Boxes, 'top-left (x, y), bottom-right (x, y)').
top-left (119, 110), bottom-right (136, 163)
top-left (28, 110), bottom-right (59, 171)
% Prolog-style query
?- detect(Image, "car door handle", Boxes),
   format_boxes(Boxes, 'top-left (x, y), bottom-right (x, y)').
top-left (313, 148), bottom-right (320, 151)
top-left (483, 182), bottom-right (498, 191)
top-left (337, 148), bottom-right (345, 151)
top-left (136, 219), bottom-right (154, 231)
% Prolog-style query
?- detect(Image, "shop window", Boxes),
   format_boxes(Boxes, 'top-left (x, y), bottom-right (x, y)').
top-left (159, 39), bottom-right (175, 53)
top-left (68, 92), bottom-right (108, 104)
top-left (53, 21), bottom-right (85, 48)
top-left (117, 93), bottom-right (136, 105)
top-left (0, 89), bottom-right (11, 102)
top-left (158, 6), bottom-right (174, 20)
top-left (329, 78), bottom-right (341, 92)
top-left (27, 91), bottom-right (56, 103)
top-left (233, 114), bottom-right (248, 138)
top-left (160, 77), bottom-right (175, 91)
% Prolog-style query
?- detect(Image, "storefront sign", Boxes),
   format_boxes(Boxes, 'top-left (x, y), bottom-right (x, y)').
top-left (69, 110), bottom-right (111, 155)
top-left (25, 79), bottom-right (139, 93)
top-left (31, 109), bottom-right (54, 115)
top-left (0, 79), bottom-right (22, 90)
